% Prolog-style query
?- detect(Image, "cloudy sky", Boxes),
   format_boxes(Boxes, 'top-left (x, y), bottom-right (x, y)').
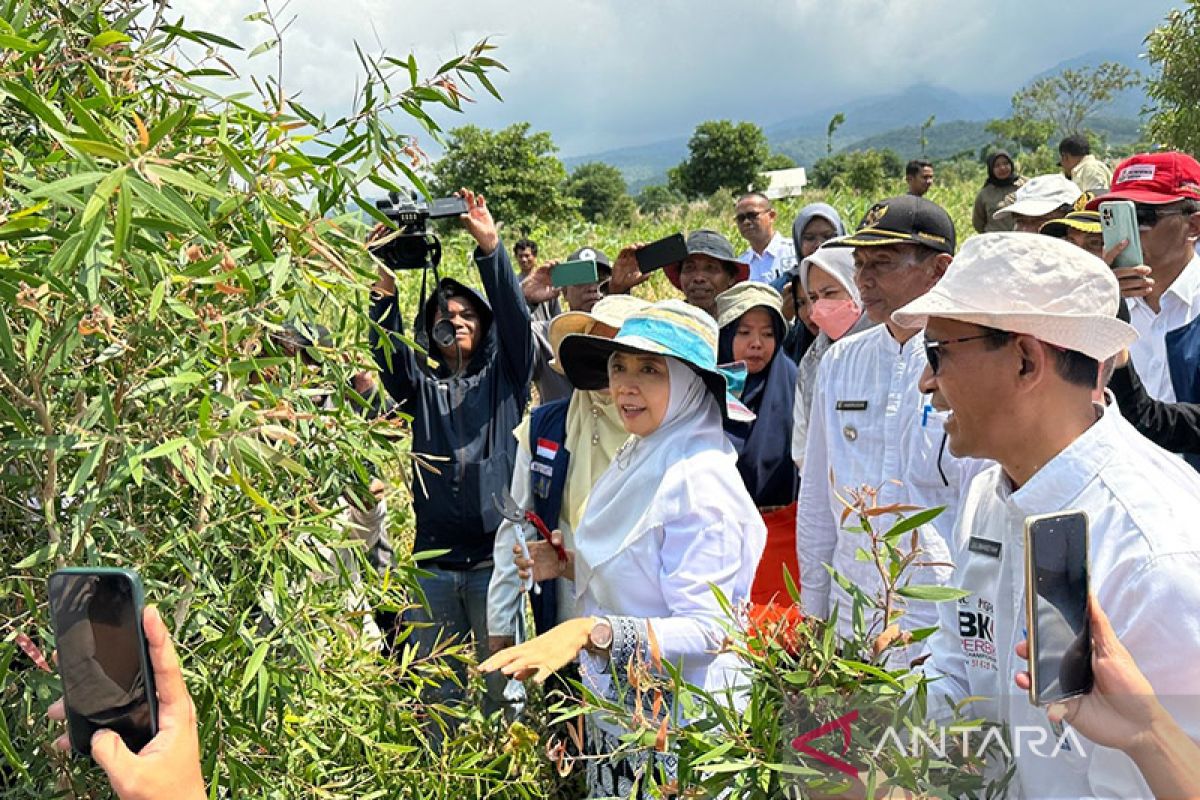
top-left (169, 0), bottom-right (1177, 157)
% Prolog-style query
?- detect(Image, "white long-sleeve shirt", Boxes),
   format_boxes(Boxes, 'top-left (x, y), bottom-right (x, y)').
top-left (1126, 253), bottom-right (1200, 401)
top-left (797, 324), bottom-right (987, 659)
top-left (921, 407), bottom-right (1200, 798)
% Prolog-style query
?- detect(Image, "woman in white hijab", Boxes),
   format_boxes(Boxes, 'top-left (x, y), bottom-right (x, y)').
top-left (791, 246), bottom-right (877, 469)
top-left (481, 300), bottom-right (765, 798)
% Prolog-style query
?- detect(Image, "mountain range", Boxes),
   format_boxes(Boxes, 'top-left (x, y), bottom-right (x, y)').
top-left (562, 49), bottom-right (1151, 193)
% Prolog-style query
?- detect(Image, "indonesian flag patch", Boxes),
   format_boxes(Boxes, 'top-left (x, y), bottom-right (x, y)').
top-left (535, 438), bottom-right (560, 460)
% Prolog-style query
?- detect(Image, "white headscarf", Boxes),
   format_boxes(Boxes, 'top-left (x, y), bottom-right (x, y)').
top-left (799, 246), bottom-right (860, 304)
top-left (573, 358), bottom-right (759, 595)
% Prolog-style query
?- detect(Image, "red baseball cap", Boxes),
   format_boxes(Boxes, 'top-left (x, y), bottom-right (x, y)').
top-left (1087, 151), bottom-right (1200, 208)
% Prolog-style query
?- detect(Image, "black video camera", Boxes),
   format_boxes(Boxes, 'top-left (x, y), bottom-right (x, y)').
top-left (369, 192), bottom-right (468, 272)
top-left (370, 192), bottom-right (471, 353)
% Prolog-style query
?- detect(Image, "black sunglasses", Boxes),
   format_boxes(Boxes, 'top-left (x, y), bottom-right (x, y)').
top-left (735, 210), bottom-right (769, 223)
top-left (1135, 205), bottom-right (1193, 229)
top-left (924, 331), bottom-right (1011, 375)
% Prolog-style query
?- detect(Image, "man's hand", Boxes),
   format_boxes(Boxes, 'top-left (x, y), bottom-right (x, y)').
top-left (522, 261), bottom-right (561, 305)
top-left (608, 244), bottom-right (653, 295)
top-left (1102, 240), bottom-right (1154, 299)
top-left (49, 607), bottom-right (206, 800)
top-left (458, 188), bottom-right (499, 256)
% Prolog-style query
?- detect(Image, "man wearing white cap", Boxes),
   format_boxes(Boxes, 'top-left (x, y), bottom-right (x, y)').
top-left (893, 232), bottom-right (1200, 798)
top-left (993, 173), bottom-right (1082, 233)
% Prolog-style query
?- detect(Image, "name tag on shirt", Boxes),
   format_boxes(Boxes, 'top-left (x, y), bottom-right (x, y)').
top-left (968, 537), bottom-right (1002, 559)
top-left (836, 400), bottom-right (869, 411)
top-left (530, 462), bottom-right (553, 477)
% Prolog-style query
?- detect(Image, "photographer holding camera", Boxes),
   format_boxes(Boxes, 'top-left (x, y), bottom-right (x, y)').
top-left (369, 189), bottom-right (532, 711)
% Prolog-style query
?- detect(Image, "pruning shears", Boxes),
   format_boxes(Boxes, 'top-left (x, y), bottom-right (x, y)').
top-left (491, 489), bottom-right (568, 595)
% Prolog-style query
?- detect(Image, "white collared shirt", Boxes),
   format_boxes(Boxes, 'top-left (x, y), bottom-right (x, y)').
top-left (742, 232), bottom-right (797, 284)
top-left (1126, 253), bottom-right (1200, 401)
top-left (797, 325), bottom-right (988, 661)
top-left (921, 408), bottom-right (1200, 798)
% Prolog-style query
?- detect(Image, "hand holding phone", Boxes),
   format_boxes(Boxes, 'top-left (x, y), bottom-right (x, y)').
top-left (1024, 511), bottom-right (1093, 706)
top-left (48, 597), bottom-right (207, 800)
top-left (49, 568), bottom-right (159, 757)
top-left (634, 233), bottom-right (688, 275)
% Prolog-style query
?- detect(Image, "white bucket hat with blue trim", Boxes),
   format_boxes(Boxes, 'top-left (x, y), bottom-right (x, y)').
top-left (559, 299), bottom-right (754, 422)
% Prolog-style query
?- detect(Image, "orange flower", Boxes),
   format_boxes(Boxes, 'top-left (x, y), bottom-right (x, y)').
top-left (746, 602), bottom-right (806, 658)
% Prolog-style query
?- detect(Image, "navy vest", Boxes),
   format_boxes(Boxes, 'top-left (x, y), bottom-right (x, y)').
top-left (527, 399), bottom-right (572, 635)
top-left (1166, 315), bottom-right (1200, 471)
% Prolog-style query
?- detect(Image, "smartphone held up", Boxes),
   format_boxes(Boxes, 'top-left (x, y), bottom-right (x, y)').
top-left (1099, 200), bottom-right (1146, 269)
top-left (1023, 511), bottom-right (1093, 707)
top-left (47, 568), bottom-right (158, 757)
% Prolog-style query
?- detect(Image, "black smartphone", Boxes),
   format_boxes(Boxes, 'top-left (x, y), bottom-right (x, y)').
top-left (1023, 511), bottom-right (1093, 706)
top-left (427, 195), bottom-right (470, 219)
top-left (635, 233), bottom-right (688, 274)
top-left (48, 568), bottom-right (158, 757)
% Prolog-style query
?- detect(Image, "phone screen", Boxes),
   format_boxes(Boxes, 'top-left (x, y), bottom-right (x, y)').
top-left (1027, 512), bottom-right (1093, 705)
top-left (48, 572), bottom-right (156, 756)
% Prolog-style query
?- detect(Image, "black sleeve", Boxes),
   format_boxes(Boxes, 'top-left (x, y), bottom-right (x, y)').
top-left (475, 241), bottom-right (534, 388)
top-left (368, 292), bottom-right (421, 411)
top-left (1110, 361), bottom-right (1200, 455)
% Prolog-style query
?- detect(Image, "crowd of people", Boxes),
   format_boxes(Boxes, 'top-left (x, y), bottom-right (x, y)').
top-left (54, 140), bottom-right (1200, 799)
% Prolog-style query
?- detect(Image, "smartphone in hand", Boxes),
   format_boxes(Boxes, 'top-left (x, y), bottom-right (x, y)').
top-left (48, 568), bottom-right (158, 757)
top-left (1023, 511), bottom-right (1093, 706)
top-left (635, 233), bottom-right (688, 275)
top-left (1099, 201), bottom-right (1145, 269)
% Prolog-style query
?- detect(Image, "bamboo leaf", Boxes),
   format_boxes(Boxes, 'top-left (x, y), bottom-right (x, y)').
top-left (144, 163), bottom-right (226, 199)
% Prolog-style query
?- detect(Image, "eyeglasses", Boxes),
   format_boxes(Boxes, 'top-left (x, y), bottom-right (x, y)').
top-left (735, 210), bottom-right (770, 223)
top-left (924, 331), bottom-right (1011, 375)
top-left (1135, 205), bottom-right (1194, 229)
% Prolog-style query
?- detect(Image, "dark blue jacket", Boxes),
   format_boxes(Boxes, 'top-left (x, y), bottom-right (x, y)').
top-left (370, 243), bottom-right (533, 566)
top-left (1166, 314), bottom-right (1200, 470)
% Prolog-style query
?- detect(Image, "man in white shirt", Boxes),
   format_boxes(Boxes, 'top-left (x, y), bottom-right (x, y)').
top-left (735, 192), bottom-right (797, 283)
top-left (796, 195), bottom-right (984, 664)
top-left (1088, 151), bottom-right (1200, 406)
top-left (891, 232), bottom-right (1200, 798)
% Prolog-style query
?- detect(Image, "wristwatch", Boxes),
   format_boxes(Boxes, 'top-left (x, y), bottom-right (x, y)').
top-left (585, 617), bottom-right (613, 656)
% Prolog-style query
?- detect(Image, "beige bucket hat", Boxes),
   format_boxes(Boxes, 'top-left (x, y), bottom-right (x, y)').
top-left (891, 232), bottom-right (1137, 362)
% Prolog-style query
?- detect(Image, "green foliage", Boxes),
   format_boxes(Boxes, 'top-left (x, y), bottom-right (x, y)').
top-left (0, 2), bottom-right (561, 797)
top-left (992, 61), bottom-right (1140, 148)
top-left (635, 184), bottom-right (686, 216)
top-left (810, 149), bottom-right (904, 196)
top-left (668, 120), bottom-right (770, 198)
top-left (1145, 1), bottom-right (1200, 153)
top-left (763, 152), bottom-right (797, 171)
top-left (430, 122), bottom-right (579, 228)
top-left (566, 162), bottom-right (634, 225)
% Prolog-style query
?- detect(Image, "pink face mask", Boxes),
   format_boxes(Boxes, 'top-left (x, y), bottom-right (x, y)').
top-left (809, 298), bottom-right (861, 340)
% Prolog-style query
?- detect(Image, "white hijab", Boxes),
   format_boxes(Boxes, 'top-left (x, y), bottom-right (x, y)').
top-left (573, 358), bottom-right (758, 594)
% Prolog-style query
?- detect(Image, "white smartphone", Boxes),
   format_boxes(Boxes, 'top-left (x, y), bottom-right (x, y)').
top-left (1099, 200), bottom-right (1145, 269)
